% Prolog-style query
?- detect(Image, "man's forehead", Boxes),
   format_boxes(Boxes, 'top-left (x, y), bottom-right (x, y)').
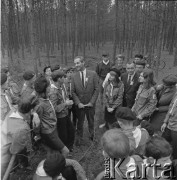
top-left (74, 58), bottom-right (81, 62)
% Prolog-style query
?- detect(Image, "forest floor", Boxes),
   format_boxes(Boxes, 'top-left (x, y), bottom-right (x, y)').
top-left (2, 45), bottom-right (177, 180)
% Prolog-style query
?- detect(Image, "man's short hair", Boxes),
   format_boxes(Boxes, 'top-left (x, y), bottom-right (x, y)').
top-left (74, 56), bottom-right (84, 63)
top-left (101, 129), bottom-right (130, 160)
top-left (34, 76), bottom-right (49, 93)
top-left (116, 54), bottom-right (125, 60)
top-left (145, 136), bottom-right (172, 160)
top-left (135, 54), bottom-right (143, 59)
top-left (51, 70), bottom-right (65, 82)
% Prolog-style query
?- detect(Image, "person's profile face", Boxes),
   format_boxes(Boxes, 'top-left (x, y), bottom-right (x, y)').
top-left (126, 63), bottom-right (135, 75)
top-left (45, 68), bottom-right (52, 76)
top-left (74, 58), bottom-right (84, 71)
top-left (116, 57), bottom-right (124, 67)
top-left (135, 65), bottom-right (144, 73)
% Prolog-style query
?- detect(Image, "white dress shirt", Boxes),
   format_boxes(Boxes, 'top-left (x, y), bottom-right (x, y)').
top-left (80, 68), bottom-right (86, 87)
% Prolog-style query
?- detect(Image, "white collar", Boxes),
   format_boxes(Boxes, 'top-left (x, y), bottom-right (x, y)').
top-left (51, 83), bottom-right (59, 89)
top-left (9, 111), bottom-right (23, 119)
top-left (103, 60), bottom-right (109, 65)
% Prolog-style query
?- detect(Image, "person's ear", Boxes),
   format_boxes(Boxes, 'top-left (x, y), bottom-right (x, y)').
top-left (148, 157), bottom-right (155, 164)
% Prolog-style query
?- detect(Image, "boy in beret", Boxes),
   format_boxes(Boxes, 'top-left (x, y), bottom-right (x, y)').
top-left (115, 107), bottom-right (149, 156)
top-left (21, 70), bottom-right (36, 99)
top-left (34, 76), bottom-right (69, 157)
top-left (49, 70), bottom-right (75, 152)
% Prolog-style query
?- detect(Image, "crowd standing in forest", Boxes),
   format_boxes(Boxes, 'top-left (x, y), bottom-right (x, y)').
top-left (1, 53), bottom-right (177, 180)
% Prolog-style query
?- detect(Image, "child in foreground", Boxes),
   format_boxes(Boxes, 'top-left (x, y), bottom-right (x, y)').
top-left (95, 129), bottom-right (143, 180)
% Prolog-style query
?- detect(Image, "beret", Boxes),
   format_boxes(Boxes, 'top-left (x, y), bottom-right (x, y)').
top-left (44, 153), bottom-right (66, 177)
top-left (23, 70), bottom-right (35, 80)
top-left (116, 107), bottom-right (136, 121)
top-left (162, 74), bottom-right (177, 86)
top-left (1, 73), bottom-right (7, 85)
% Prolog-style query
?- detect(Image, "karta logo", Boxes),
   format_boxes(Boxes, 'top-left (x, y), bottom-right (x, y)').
top-left (104, 158), bottom-right (176, 179)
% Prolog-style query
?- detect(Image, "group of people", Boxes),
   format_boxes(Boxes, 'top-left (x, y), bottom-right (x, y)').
top-left (1, 52), bottom-right (177, 180)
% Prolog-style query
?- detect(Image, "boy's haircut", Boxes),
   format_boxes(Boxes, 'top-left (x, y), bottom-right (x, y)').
top-left (34, 76), bottom-right (49, 93)
top-left (43, 66), bottom-right (51, 73)
top-left (145, 136), bottom-right (172, 160)
top-left (51, 70), bottom-right (65, 82)
top-left (101, 129), bottom-right (130, 159)
top-left (74, 56), bottom-right (84, 62)
top-left (135, 54), bottom-right (143, 59)
top-left (18, 96), bottom-right (37, 114)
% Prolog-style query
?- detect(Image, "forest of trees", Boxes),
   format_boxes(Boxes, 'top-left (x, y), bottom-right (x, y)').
top-left (1, 0), bottom-right (177, 74)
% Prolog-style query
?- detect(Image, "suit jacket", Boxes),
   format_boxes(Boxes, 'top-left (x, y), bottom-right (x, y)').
top-left (71, 69), bottom-right (99, 106)
top-left (121, 72), bottom-right (140, 108)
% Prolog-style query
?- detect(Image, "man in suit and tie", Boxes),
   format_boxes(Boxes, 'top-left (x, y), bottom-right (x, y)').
top-left (71, 56), bottom-right (99, 145)
top-left (121, 61), bottom-right (141, 108)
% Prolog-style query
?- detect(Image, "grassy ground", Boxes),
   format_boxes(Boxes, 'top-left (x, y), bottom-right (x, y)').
top-left (1, 44), bottom-right (177, 180)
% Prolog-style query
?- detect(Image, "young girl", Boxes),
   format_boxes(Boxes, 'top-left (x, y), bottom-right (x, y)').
top-left (132, 69), bottom-right (157, 124)
top-left (103, 68), bottom-right (124, 129)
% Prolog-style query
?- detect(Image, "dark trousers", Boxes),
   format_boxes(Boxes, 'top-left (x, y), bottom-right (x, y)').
top-left (41, 128), bottom-right (64, 152)
top-left (57, 115), bottom-right (75, 149)
top-left (162, 128), bottom-right (177, 159)
top-left (69, 105), bottom-right (77, 127)
top-left (76, 106), bottom-right (95, 138)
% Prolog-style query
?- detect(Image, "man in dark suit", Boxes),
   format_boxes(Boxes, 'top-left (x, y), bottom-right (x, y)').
top-left (71, 56), bottom-right (99, 145)
top-left (121, 61), bottom-right (140, 108)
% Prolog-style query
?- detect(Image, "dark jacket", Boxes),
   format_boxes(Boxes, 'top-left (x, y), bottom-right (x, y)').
top-left (96, 61), bottom-right (113, 80)
top-left (121, 72), bottom-right (140, 108)
top-left (71, 69), bottom-right (99, 105)
top-left (103, 81), bottom-right (124, 109)
top-left (48, 84), bottom-right (69, 119)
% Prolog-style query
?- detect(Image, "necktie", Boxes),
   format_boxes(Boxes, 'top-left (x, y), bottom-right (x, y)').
top-left (81, 71), bottom-right (85, 87)
top-left (128, 75), bottom-right (131, 84)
